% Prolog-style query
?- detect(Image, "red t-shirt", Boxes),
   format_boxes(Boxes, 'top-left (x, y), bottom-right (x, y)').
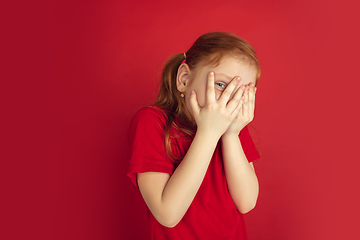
top-left (127, 106), bottom-right (260, 240)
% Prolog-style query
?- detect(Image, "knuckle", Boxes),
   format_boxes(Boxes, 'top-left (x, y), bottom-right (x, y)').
top-left (207, 102), bottom-right (216, 110)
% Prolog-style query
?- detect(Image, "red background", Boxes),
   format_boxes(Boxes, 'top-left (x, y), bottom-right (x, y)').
top-left (2, 0), bottom-right (360, 239)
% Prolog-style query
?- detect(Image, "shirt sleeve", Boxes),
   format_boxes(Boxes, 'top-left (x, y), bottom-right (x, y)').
top-left (239, 125), bottom-right (261, 163)
top-left (127, 106), bottom-right (175, 187)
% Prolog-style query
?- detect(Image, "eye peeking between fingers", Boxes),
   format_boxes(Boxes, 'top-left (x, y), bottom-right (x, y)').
top-left (215, 82), bottom-right (226, 91)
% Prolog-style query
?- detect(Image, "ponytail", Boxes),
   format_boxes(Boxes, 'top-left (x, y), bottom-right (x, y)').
top-left (155, 53), bottom-right (185, 109)
top-left (154, 53), bottom-right (195, 161)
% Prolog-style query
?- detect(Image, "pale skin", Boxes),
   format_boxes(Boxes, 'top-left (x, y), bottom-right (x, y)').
top-left (137, 55), bottom-right (258, 228)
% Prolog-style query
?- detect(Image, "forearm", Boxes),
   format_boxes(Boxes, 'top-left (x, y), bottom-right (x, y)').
top-left (221, 133), bottom-right (259, 213)
top-left (159, 132), bottom-right (219, 226)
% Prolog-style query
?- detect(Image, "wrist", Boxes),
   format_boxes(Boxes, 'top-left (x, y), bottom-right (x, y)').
top-left (222, 131), bottom-right (240, 139)
top-left (221, 132), bottom-right (241, 146)
top-left (195, 128), bottom-right (222, 144)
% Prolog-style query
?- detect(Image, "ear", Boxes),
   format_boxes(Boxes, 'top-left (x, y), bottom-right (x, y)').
top-left (176, 63), bottom-right (191, 93)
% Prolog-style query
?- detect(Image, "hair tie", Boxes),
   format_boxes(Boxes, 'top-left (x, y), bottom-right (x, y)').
top-left (183, 52), bottom-right (186, 59)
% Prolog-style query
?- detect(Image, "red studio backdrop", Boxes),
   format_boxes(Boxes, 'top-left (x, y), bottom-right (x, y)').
top-left (3, 0), bottom-right (360, 239)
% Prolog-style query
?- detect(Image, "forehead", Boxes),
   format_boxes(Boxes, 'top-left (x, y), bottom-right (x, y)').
top-left (196, 55), bottom-right (257, 84)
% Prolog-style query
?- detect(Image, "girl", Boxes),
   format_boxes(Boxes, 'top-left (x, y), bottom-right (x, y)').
top-left (127, 32), bottom-right (261, 240)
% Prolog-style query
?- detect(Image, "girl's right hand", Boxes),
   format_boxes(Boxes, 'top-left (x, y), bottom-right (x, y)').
top-left (190, 72), bottom-right (244, 140)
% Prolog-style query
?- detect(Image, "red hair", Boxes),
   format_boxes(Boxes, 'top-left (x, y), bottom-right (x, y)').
top-left (154, 32), bottom-right (261, 161)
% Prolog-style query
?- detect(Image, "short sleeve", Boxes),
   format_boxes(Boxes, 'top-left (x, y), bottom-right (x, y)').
top-left (239, 125), bottom-right (260, 162)
top-left (127, 106), bottom-right (175, 187)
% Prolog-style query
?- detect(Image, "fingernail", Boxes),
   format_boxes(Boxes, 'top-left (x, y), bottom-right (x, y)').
top-left (209, 72), bottom-right (214, 76)
top-left (236, 77), bottom-right (241, 81)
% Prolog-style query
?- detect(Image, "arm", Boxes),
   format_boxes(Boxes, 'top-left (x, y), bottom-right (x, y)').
top-left (221, 134), bottom-right (259, 213)
top-left (222, 83), bottom-right (259, 213)
top-left (137, 72), bottom-right (244, 228)
top-left (138, 132), bottom-right (218, 228)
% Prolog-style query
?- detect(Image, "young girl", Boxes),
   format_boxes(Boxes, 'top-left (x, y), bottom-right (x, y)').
top-left (127, 32), bottom-right (261, 240)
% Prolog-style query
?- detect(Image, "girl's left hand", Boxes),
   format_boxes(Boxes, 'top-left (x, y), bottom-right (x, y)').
top-left (224, 82), bottom-right (256, 136)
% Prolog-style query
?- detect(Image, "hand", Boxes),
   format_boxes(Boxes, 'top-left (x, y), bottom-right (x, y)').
top-left (189, 72), bottom-right (244, 140)
top-left (224, 82), bottom-right (256, 136)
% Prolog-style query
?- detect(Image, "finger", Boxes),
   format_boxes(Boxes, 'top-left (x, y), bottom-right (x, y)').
top-left (189, 90), bottom-right (200, 117)
top-left (248, 86), bottom-right (256, 117)
top-left (227, 84), bottom-right (245, 112)
top-left (218, 76), bottom-right (241, 105)
top-left (248, 83), bottom-right (256, 104)
top-left (206, 72), bottom-right (216, 104)
top-left (231, 94), bottom-right (244, 118)
top-left (242, 84), bottom-right (250, 116)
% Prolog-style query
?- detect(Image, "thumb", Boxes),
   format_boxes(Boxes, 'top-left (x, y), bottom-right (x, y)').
top-left (189, 90), bottom-right (200, 117)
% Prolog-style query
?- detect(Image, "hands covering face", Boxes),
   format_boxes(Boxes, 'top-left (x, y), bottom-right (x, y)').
top-left (225, 79), bottom-right (256, 136)
top-left (189, 72), bottom-right (256, 139)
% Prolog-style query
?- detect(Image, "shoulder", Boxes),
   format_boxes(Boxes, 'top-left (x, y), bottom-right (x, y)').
top-left (132, 105), bottom-right (168, 127)
top-left (128, 105), bottom-right (169, 145)
top-left (129, 106), bottom-right (170, 140)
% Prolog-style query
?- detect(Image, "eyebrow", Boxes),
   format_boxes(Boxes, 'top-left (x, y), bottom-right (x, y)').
top-left (215, 73), bottom-right (233, 82)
